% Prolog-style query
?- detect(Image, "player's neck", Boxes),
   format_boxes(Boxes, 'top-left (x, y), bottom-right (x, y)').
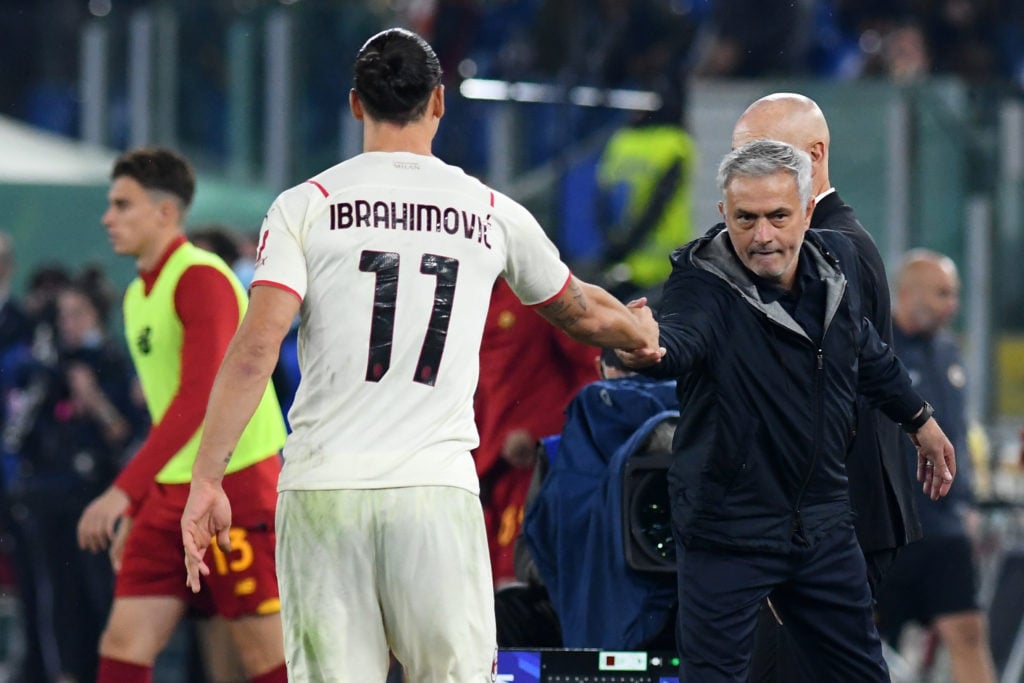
top-left (362, 120), bottom-right (435, 156)
top-left (136, 229), bottom-right (184, 273)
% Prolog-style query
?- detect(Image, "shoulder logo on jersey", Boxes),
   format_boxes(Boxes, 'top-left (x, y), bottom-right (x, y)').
top-left (255, 229), bottom-right (270, 267)
top-left (136, 325), bottom-right (153, 355)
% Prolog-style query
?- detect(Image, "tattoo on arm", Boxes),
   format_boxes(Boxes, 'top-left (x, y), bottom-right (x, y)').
top-left (568, 280), bottom-right (587, 312)
top-left (221, 452), bottom-right (232, 466)
top-left (539, 280), bottom-right (588, 328)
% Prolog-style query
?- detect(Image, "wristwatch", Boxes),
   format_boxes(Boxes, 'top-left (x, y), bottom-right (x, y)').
top-left (901, 401), bottom-right (934, 433)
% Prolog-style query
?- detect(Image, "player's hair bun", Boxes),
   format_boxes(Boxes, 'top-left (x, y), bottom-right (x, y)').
top-left (352, 28), bottom-right (442, 125)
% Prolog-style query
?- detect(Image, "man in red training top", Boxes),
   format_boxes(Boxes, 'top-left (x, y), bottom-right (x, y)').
top-left (475, 278), bottom-right (599, 587)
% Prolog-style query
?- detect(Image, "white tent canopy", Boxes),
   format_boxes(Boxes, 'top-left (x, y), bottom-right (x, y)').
top-left (0, 115), bottom-right (114, 185)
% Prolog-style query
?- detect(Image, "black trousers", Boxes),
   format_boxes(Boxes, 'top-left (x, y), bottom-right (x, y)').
top-left (675, 523), bottom-right (889, 683)
top-left (747, 546), bottom-right (898, 682)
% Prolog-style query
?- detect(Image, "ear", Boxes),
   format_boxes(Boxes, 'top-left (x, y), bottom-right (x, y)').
top-left (156, 196), bottom-right (180, 227)
top-left (349, 89), bottom-right (364, 121)
top-left (804, 196), bottom-right (816, 226)
top-left (431, 84), bottom-right (445, 120)
top-left (717, 200), bottom-right (726, 220)
top-left (807, 140), bottom-right (826, 164)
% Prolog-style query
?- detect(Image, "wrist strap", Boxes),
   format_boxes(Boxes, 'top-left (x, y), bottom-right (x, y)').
top-left (901, 401), bottom-right (934, 433)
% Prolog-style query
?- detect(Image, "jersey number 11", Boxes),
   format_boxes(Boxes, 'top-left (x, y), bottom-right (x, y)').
top-left (359, 249), bottom-right (459, 387)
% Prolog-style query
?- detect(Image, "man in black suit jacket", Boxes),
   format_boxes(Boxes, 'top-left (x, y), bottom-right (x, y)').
top-left (731, 93), bottom-right (923, 682)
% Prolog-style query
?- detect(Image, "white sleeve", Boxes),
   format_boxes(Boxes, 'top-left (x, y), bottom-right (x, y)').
top-left (251, 188), bottom-right (310, 301)
top-left (496, 193), bottom-right (570, 306)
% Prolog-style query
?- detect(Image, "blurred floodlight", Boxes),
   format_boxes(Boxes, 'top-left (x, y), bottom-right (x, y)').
top-left (508, 81), bottom-right (553, 103)
top-left (460, 78), bottom-right (510, 101)
top-left (605, 89), bottom-right (661, 111)
top-left (457, 59), bottom-right (478, 79)
top-left (88, 0), bottom-right (112, 17)
top-left (460, 78), bottom-right (661, 111)
top-left (569, 86), bottom-right (602, 107)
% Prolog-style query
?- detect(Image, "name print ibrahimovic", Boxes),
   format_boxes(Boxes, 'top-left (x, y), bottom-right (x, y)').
top-left (328, 199), bottom-right (493, 249)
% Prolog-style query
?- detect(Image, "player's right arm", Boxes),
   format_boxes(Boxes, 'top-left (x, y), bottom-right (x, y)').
top-left (182, 284), bottom-right (300, 592)
top-left (533, 275), bottom-right (663, 365)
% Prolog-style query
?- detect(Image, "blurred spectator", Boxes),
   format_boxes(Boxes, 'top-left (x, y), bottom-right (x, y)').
top-left (881, 23), bottom-right (931, 82)
top-left (692, 0), bottom-right (814, 78)
top-left (3, 266), bottom-right (146, 683)
top-left (191, 225), bottom-right (300, 426)
top-left (189, 225), bottom-right (242, 271)
top-left (0, 231), bottom-right (34, 679)
top-left (914, 0), bottom-right (1000, 84)
top-left (595, 84), bottom-right (696, 300)
top-left (232, 230), bottom-right (261, 290)
top-left (0, 232), bottom-right (33, 356)
top-left (530, 0), bottom-right (697, 88)
top-left (0, 233), bottom-right (35, 470)
top-left (411, 0), bottom-right (483, 79)
top-left (188, 224), bottom-right (258, 289)
top-left (875, 250), bottom-right (996, 683)
top-left (473, 278), bottom-right (599, 589)
top-left (22, 265), bottom-right (72, 338)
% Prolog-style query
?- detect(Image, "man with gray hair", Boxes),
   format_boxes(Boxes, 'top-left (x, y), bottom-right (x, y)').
top-left (620, 139), bottom-right (956, 681)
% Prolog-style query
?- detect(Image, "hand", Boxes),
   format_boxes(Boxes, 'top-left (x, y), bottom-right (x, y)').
top-left (109, 516), bottom-right (133, 572)
top-left (617, 298), bottom-right (665, 368)
top-left (911, 418), bottom-right (956, 500)
top-left (181, 477), bottom-right (233, 594)
top-left (501, 429), bottom-right (537, 469)
top-left (66, 363), bottom-right (102, 412)
top-left (77, 486), bottom-right (130, 553)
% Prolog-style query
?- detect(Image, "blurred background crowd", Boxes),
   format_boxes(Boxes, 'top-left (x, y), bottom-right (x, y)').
top-left (3, 1), bottom-right (1024, 682)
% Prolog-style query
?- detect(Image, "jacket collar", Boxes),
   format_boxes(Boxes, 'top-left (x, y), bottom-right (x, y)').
top-left (688, 228), bottom-right (847, 341)
top-left (809, 189), bottom-right (844, 231)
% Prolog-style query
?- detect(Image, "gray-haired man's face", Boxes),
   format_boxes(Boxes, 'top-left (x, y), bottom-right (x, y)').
top-left (718, 170), bottom-right (814, 291)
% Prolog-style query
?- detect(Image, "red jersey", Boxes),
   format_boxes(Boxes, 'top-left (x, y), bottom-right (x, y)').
top-left (474, 278), bottom-right (599, 585)
top-left (473, 279), bottom-right (598, 478)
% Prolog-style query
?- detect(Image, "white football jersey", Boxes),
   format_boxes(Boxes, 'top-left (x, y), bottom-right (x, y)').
top-left (253, 151), bottom-right (570, 493)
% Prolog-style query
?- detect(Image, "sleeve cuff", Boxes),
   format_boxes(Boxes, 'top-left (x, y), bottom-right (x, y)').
top-left (879, 389), bottom-right (927, 426)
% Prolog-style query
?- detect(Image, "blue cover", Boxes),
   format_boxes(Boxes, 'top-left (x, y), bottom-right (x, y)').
top-left (522, 377), bottom-right (678, 648)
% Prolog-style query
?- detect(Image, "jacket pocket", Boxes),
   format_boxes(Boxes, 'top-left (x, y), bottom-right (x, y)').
top-left (697, 416), bottom-right (760, 508)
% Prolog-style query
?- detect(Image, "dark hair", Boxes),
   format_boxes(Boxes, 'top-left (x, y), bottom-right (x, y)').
top-left (353, 28), bottom-right (442, 125)
top-left (28, 263), bottom-right (71, 294)
top-left (190, 224), bottom-right (242, 265)
top-left (66, 264), bottom-right (116, 327)
top-left (111, 146), bottom-right (196, 208)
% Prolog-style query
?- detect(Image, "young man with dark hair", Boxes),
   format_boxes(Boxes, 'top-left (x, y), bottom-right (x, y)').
top-left (77, 146), bottom-right (288, 683)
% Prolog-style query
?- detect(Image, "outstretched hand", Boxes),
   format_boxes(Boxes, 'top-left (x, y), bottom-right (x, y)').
top-left (181, 477), bottom-right (233, 593)
top-left (616, 297), bottom-right (665, 368)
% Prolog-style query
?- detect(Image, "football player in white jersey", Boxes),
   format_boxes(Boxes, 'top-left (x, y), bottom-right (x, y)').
top-left (181, 27), bottom-right (663, 682)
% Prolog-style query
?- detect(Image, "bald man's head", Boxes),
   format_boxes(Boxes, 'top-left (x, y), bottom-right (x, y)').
top-left (733, 93), bottom-right (831, 194)
top-left (894, 249), bottom-right (960, 335)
